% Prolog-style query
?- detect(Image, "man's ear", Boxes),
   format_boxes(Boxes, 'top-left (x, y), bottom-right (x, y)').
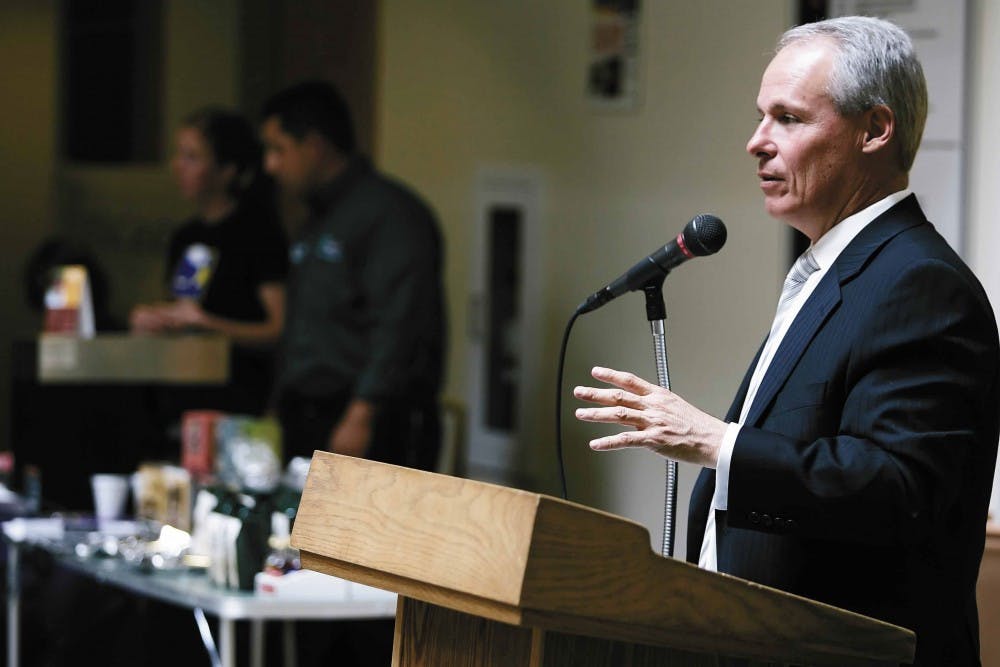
top-left (861, 104), bottom-right (895, 155)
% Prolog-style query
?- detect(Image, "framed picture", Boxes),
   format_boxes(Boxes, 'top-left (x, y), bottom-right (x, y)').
top-left (587, 0), bottom-right (641, 111)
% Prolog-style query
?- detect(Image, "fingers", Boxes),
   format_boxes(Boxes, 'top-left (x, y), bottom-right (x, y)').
top-left (587, 431), bottom-right (644, 452)
top-left (572, 385), bottom-right (643, 409)
top-left (573, 365), bottom-right (665, 408)
top-left (573, 365), bottom-right (662, 429)
top-left (590, 366), bottom-right (658, 395)
top-left (159, 300), bottom-right (203, 327)
top-left (571, 365), bottom-right (726, 466)
top-left (573, 365), bottom-right (666, 452)
top-left (129, 306), bottom-right (166, 333)
top-left (574, 405), bottom-right (645, 428)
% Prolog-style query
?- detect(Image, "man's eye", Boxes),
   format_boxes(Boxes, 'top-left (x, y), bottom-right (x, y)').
top-left (779, 114), bottom-right (798, 124)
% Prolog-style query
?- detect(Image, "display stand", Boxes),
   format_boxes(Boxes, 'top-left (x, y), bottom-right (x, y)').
top-left (11, 335), bottom-right (231, 511)
top-left (36, 333), bottom-right (229, 383)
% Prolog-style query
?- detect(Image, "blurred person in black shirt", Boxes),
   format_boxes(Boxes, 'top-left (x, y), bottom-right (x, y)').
top-left (131, 107), bottom-right (289, 415)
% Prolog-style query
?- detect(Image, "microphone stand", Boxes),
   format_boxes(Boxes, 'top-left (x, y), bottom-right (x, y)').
top-left (643, 282), bottom-right (676, 559)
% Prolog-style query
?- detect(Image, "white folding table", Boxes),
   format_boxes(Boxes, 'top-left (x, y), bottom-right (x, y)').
top-left (3, 517), bottom-right (396, 667)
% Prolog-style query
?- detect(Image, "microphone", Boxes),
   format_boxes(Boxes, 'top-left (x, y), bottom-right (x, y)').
top-left (575, 214), bottom-right (727, 315)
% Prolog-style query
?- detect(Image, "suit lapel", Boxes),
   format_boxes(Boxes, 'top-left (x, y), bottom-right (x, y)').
top-left (744, 278), bottom-right (841, 426)
top-left (744, 194), bottom-right (928, 427)
top-left (725, 339), bottom-right (765, 422)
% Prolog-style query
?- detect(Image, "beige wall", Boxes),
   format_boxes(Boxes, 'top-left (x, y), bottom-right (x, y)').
top-left (967, 0), bottom-right (1000, 519)
top-left (0, 1), bottom-right (243, 451)
top-left (0, 1), bottom-right (57, 450)
top-left (376, 0), bottom-right (793, 556)
top-left (55, 0), bottom-right (243, 320)
top-left (969, 0), bottom-right (1000, 335)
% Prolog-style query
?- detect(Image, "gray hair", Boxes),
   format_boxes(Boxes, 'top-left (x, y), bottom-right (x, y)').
top-left (779, 16), bottom-right (927, 172)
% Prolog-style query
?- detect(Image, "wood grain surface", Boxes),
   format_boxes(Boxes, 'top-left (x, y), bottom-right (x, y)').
top-left (293, 452), bottom-right (913, 666)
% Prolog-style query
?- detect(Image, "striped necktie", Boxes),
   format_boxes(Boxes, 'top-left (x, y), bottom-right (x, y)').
top-left (769, 248), bottom-right (820, 338)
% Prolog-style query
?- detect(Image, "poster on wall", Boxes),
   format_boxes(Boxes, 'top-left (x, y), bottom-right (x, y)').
top-left (587, 0), bottom-right (641, 111)
top-left (829, 0), bottom-right (968, 255)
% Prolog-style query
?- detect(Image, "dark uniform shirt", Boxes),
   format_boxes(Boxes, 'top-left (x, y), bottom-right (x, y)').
top-left (276, 156), bottom-right (446, 406)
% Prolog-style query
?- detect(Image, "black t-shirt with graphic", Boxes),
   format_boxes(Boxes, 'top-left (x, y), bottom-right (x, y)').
top-left (165, 205), bottom-right (289, 414)
top-left (167, 206), bottom-right (288, 321)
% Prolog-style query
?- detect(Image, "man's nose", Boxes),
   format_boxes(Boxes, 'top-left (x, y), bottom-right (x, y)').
top-left (746, 121), bottom-right (773, 158)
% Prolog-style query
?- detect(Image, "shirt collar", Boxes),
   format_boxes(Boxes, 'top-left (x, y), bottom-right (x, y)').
top-left (810, 189), bottom-right (911, 270)
top-left (305, 155), bottom-right (370, 218)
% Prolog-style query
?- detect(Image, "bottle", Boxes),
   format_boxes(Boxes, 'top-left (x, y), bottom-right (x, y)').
top-left (263, 535), bottom-right (290, 575)
top-left (263, 506), bottom-right (301, 575)
top-left (23, 464), bottom-right (42, 515)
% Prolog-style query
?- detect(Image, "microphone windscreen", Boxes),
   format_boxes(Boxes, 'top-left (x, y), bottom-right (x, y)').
top-left (684, 214), bottom-right (727, 256)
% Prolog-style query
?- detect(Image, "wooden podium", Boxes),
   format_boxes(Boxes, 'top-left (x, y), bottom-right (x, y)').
top-left (291, 453), bottom-right (914, 666)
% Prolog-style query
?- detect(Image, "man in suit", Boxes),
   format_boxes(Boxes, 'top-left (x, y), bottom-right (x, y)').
top-left (574, 16), bottom-right (999, 666)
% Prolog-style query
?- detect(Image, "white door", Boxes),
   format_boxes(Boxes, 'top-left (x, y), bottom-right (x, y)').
top-left (465, 166), bottom-right (544, 485)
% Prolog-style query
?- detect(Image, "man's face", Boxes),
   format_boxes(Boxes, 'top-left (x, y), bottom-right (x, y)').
top-left (746, 39), bottom-right (870, 238)
top-left (261, 116), bottom-right (321, 198)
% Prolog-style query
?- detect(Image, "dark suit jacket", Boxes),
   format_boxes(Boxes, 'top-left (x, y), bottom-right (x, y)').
top-left (687, 196), bottom-right (1000, 666)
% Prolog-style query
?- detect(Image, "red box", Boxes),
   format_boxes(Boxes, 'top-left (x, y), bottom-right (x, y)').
top-left (181, 410), bottom-right (222, 480)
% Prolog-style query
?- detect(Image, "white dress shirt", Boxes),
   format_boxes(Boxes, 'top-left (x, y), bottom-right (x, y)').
top-left (698, 189), bottom-right (912, 571)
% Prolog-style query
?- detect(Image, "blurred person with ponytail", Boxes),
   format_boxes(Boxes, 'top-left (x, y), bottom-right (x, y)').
top-left (131, 107), bottom-right (289, 414)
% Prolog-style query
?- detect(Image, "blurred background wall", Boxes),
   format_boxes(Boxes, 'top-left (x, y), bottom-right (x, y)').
top-left (2, 0), bottom-right (998, 559)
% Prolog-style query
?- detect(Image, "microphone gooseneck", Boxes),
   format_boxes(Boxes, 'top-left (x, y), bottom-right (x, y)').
top-left (575, 214), bottom-right (727, 315)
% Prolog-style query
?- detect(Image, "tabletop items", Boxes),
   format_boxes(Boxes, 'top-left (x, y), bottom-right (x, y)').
top-left (191, 476), bottom-right (303, 590)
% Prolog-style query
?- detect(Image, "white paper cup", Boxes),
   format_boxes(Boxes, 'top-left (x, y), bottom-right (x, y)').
top-left (91, 473), bottom-right (130, 521)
